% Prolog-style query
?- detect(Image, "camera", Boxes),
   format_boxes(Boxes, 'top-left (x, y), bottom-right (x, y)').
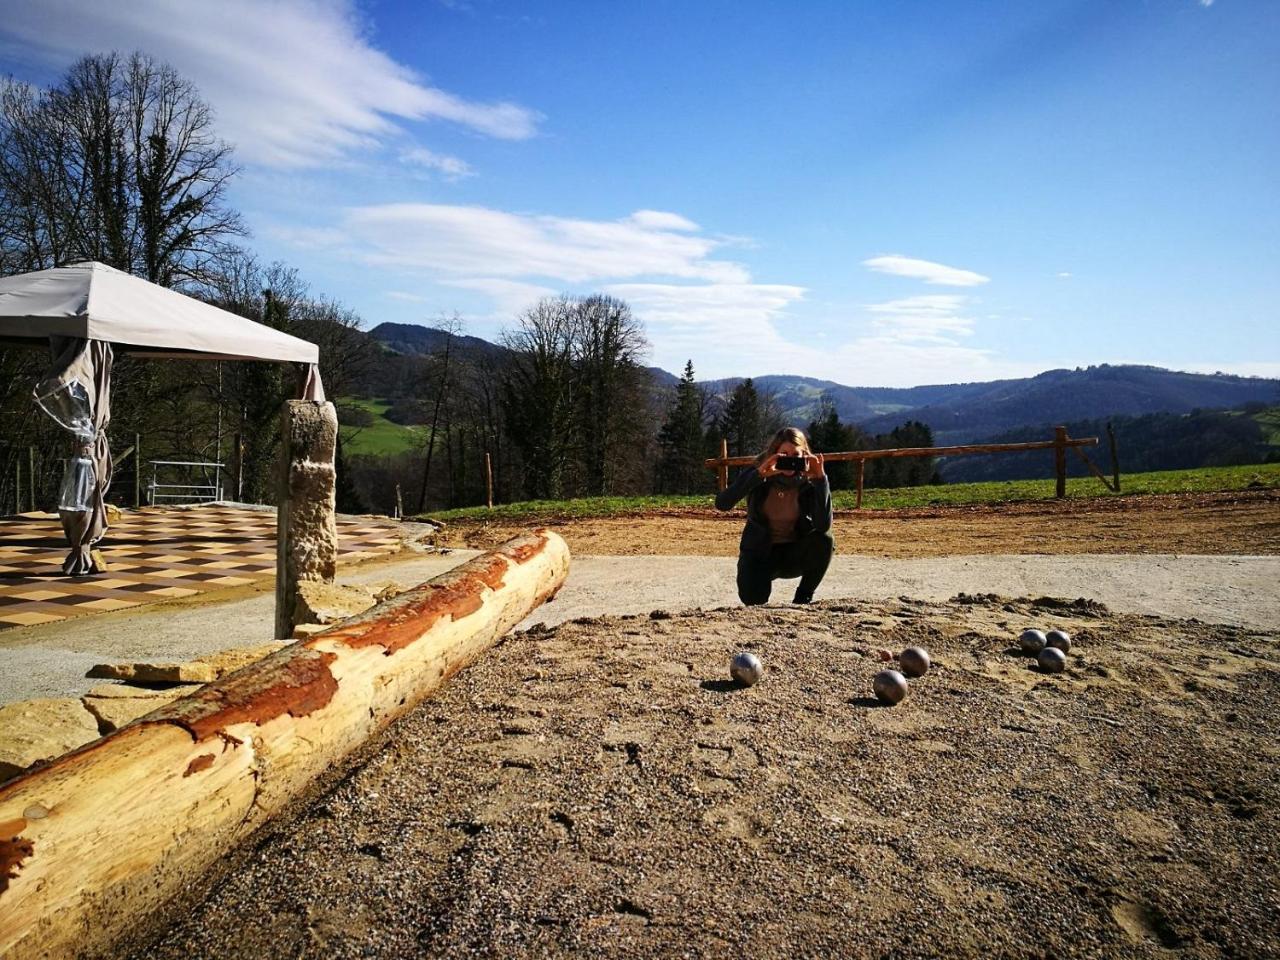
top-left (774, 455), bottom-right (806, 473)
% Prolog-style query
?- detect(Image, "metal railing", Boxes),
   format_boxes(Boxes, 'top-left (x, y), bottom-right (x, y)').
top-left (147, 460), bottom-right (225, 505)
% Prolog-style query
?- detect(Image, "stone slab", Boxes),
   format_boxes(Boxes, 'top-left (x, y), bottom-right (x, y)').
top-left (0, 697), bottom-right (101, 782)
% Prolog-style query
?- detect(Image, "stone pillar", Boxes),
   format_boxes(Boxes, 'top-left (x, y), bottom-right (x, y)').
top-left (275, 401), bottom-right (338, 640)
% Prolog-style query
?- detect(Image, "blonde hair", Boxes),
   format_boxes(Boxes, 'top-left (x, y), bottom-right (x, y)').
top-left (757, 427), bottom-right (812, 463)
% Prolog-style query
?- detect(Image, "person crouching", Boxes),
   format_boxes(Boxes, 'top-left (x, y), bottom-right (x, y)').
top-left (714, 427), bottom-right (835, 605)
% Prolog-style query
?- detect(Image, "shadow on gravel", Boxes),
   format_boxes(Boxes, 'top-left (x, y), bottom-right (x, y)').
top-left (849, 696), bottom-right (891, 709)
top-left (699, 679), bottom-right (742, 693)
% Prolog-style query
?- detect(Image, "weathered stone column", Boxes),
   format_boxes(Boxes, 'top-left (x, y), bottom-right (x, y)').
top-left (274, 401), bottom-right (338, 640)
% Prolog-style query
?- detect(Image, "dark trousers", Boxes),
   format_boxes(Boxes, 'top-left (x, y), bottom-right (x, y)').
top-left (737, 530), bottom-right (835, 606)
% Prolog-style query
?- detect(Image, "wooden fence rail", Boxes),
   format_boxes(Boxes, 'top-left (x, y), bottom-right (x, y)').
top-left (705, 427), bottom-right (1114, 507)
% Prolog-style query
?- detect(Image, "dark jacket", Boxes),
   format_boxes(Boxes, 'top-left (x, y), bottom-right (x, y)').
top-left (714, 465), bottom-right (834, 556)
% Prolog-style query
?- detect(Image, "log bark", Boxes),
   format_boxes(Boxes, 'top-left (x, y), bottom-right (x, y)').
top-left (0, 529), bottom-right (570, 960)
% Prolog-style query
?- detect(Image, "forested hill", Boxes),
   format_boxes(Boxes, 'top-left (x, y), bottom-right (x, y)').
top-left (369, 324), bottom-right (1279, 443)
top-left (853, 366), bottom-right (1280, 445)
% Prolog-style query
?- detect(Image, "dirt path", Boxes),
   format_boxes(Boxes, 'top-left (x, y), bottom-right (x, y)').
top-left (441, 490), bottom-right (1280, 558)
top-left (4, 550), bottom-right (1277, 707)
top-left (134, 597), bottom-right (1280, 959)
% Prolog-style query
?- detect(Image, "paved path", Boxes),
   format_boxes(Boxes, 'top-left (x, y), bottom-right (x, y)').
top-left (2, 551), bottom-right (1276, 706)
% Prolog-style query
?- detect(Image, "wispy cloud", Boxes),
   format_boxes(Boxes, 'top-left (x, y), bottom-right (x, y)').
top-left (862, 254), bottom-right (990, 287)
top-left (399, 147), bottom-right (475, 181)
top-left (335, 204), bottom-right (750, 283)
top-left (440, 277), bottom-right (560, 318)
top-left (1056, 271), bottom-right (1073, 279)
top-left (0, 0), bottom-right (541, 167)
top-left (867, 295), bottom-right (975, 344)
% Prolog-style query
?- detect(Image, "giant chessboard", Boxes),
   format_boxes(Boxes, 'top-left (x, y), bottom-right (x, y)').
top-left (0, 505), bottom-right (402, 629)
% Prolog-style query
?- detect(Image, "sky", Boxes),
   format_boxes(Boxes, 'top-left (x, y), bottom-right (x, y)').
top-left (0, 0), bottom-right (1277, 386)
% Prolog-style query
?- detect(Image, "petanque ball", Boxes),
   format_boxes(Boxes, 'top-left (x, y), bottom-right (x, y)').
top-left (1046, 629), bottom-right (1072, 653)
top-left (1020, 629), bottom-right (1047, 655)
top-left (899, 646), bottom-right (931, 678)
top-left (1037, 646), bottom-right (1067, 673)
top-left (730, 652), bottom-right (764, 687)
top-left (872, 669), bottom-right (909, 705)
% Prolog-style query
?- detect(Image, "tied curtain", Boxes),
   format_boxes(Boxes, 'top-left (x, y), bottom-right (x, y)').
top-left (33, 337), bottom-right (114, 575)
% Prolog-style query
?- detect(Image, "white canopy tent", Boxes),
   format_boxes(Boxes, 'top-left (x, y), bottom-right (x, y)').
top-left (0, 261), bottom-right (325, 574)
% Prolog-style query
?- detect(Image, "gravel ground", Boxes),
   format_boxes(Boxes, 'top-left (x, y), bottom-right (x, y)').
top-left (134, 595), bottom-right (1280, 959)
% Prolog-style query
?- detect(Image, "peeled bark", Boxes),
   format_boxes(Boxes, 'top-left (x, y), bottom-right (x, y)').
top-left (0, 530), bottom-right (569, 960)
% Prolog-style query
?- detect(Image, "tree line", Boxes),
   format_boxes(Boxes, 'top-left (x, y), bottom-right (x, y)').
top-left (0, 50), bottom-right (940, 517)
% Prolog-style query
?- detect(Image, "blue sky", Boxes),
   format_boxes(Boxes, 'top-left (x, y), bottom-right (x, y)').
top-left (1, 0), bottom-right (1277, 385)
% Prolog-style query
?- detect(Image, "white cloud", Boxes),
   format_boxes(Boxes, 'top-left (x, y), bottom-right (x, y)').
top-left (867, 295), bottom-right (975, 344)
top-left (862, 254), bottom-right (990, 287)
top-left (399, 147), bottom-right (475, 181)
top-left (1057, 271), bottom-right (1073, 279)
top-left (385, 290), bottom-right (430, 302)
top-left (337, 204), bottom-right (750, 283)
top-left (625, 210), bottom-right (701, 232)
top-left (0, 0), bottom-right (541, 167)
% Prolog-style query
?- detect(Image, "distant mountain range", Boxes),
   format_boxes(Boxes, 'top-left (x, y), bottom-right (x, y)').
top-left (367, 322), bottom-right (1280, 448)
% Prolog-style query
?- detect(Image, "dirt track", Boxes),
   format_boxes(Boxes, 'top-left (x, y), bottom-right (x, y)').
top-left (441, 490), bottom-right (1280, 558)
top-left (136, 596), bottom-right (1280, 959)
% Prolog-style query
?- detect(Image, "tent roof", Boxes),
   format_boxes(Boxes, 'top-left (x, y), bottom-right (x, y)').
top-left (0, 261), bottom-right (319, 363)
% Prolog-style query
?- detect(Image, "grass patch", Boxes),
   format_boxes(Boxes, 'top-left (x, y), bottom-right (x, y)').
top-left (417, 462), bottom-right (1280, 524)
top-left (1253, 405), bottom-right (1280, 446)
top-left (338, 397), bottom-right (425, 457)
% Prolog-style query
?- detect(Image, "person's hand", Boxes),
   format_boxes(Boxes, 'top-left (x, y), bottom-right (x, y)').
top-left (805, 453), bottom-right (825, 479)
top-left (758, 453), bottom-right (781, 478)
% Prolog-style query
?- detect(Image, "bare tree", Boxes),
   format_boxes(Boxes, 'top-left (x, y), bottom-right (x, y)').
top-left (0, 52), bottom-right (243, 284)
top-left (572, 294), bottom-right (650, 495)
top-left (501, 297), bottom-right (578, 500)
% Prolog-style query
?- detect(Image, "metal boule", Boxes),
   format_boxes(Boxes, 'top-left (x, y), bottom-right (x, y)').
top-left (1020, 629), bottom-right (1047, 655)
top-left (1046, 629), bottom-right (1072, 653)
top-left (1038, 646), bottom-right (1067, 673)
top-left (899, 646), bottom-right (930, 678)
top-left (872, 669), bottom-right (909, 705)
top-left (730, 652), bottom-right (764, 687)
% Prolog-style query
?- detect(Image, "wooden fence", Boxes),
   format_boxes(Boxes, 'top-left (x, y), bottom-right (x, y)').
top-left (705, 426), bottom-right (1120, 507)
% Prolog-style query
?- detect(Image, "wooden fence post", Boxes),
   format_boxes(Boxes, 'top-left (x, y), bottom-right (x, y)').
top-left (393, 483), bottom-right (403, 520)
top-left (13, 458), bottom-right (20, 515)
top-left (717, 438), bottom-right (729, 492)
top-left (1054, 426), bottom-right (1068, 498)
top-left (275, 401), bottom-right (338, 641)
top-left (1107, 423), bottom-right (1121, 493)
top-left (856, 458), bottom-right (865, 509)
top-left (27, 446), bottom-right (36, 512)
top-left (485, 451), bottom-right (494, 508)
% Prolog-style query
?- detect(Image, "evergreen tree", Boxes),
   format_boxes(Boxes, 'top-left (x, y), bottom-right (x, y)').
top-left (806, 393), bottom-right (866, 488)
top-left (656, 360), bottom-right (709, 492)
top-left (718, 378), bottom-right (763, 457)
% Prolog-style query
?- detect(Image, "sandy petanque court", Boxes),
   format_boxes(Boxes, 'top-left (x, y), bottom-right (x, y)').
top-left (133, 595), bottom-right (1279, 958)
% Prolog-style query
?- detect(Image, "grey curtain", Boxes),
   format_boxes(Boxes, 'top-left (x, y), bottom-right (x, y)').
top-left (33, 337), bottom-right (114, 575)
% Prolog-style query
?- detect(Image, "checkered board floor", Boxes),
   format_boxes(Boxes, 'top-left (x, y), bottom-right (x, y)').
top-left (0, 505), bottom-right (403, 629)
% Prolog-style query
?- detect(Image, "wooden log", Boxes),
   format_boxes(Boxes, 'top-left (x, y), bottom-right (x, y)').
top-left (1054, 426), bottom-right (1068, 498)
top-left (0, 529), bottom-right (570, 960)
top-left (856, 459), bottom-right (865, 510)
top-left (717, 438), bottom-right (729, 492)
top-left (704, 436), bottom-right (1099, 470)
top-left (485, 451), bottom-right (494, 509)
